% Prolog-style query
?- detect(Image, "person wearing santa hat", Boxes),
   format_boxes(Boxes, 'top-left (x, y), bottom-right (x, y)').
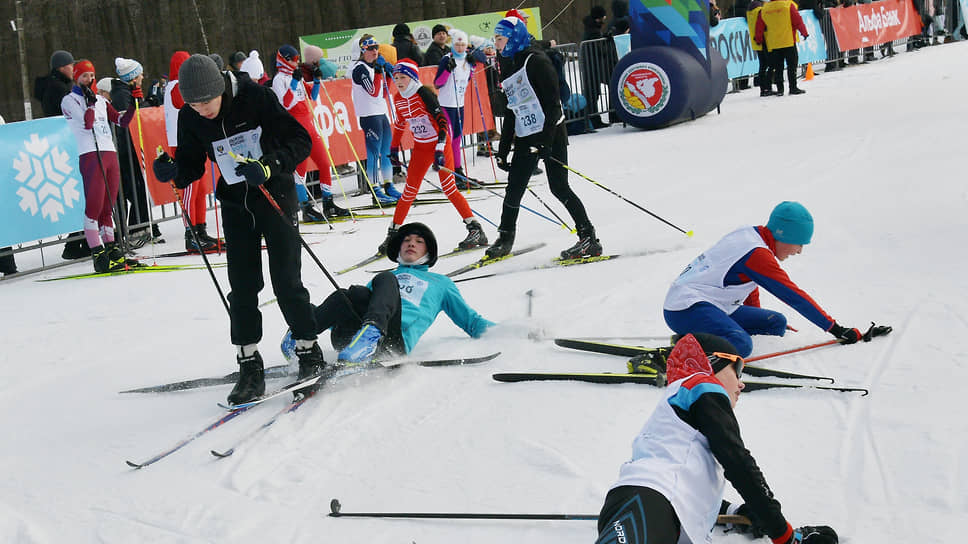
top-left (271, 44), bottom-right (347, 222)
top-left (60, 60), bottom-right (138, 272)
top-left (433, 28), bottom-right (478, 188)
top-left (373, 59), bottom-right (488, 256)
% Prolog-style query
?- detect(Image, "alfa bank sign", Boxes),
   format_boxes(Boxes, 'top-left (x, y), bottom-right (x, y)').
top-left (827, 0), bottom-right (922, 50)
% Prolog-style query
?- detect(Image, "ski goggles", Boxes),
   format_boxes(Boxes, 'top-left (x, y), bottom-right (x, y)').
top-left (709, 352), bottom-right (744, 379)
top-left (360, 38), bottom-right (380, 51)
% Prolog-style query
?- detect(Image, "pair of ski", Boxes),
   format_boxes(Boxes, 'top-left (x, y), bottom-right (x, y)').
top-left (337, 241), bottom-right (496, 276)
top-left (349, 195), bottom-right (486, 212)
top-left (494, 338), bottom-right (874, 394)
top-left (124, 352), bottom-right (500, 468)
top-left (452, 247), bottom-right (682, 283)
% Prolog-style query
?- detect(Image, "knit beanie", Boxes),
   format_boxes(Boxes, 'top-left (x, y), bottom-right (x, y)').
top-left (392, 23), bottom-right (411, 38)
top-left (766, 201), bottom-right (814, 245)
top-left (178, 54), bottom-right (225, 103)
top-left (303, 45), bottom-right (324, 65)
top-left (240, 50), bottom-right (265, 80)
top-left (229, 51), bottom-right (247, 69)
top-left (449, 29), bottom-right (468, 45)
top-left (393, 59), bottom-right (420, 81)
top-left (432, 24), bottom-right (448, 37)
top-left (208, 53), bottom-right (225, 70)
top-left (50, 50), bottom-right (74, 70)
top-left (73, 60), bottom-right (95, 82)
top-left (96, 77), bottom-right (114, 94)
top-left (114, 57), bottom-right (143, 82)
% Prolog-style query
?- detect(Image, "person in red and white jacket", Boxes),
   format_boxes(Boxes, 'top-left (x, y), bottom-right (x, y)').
top-left (61, 59), bottom-right (136, 272)
top-left (373, 59), bottom-right (488, 255)
top-left (596, 333), bottom-right (839, 544)
top-left (270, 44), bottom-right (347, 221)
top-left (663, 201), bottom-right (872, 357)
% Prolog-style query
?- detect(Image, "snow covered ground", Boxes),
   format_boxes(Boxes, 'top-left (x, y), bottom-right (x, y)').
top-left (1, 42), bottom-right (966, 543)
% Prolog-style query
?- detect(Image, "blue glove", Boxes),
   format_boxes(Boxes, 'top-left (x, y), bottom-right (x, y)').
top-left (290, 74), bottom-right (301, 91)
top-left (234, 157), bottom-right (272, 187)
top-left (433, 150), bottom-right (445, 171)
top-left (376, 56), bottom-right (394, 75)
top-left (152, 151), bottom-right (177, 182)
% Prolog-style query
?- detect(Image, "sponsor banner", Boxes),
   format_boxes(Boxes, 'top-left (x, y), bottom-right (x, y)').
top-left (827, 0), bottom-right (921, 50)
top-left (300, 8), bottom-right (542, 78)
top-left (1, 117), bottom-right (86, 246)
top-left (709, 12), bottom-right (827, 79)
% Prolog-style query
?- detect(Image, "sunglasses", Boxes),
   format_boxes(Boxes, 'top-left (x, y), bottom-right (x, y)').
top-left (365, 44), bottom-right (380, 52)
top-left (709, 352), bottom-right (744, 379)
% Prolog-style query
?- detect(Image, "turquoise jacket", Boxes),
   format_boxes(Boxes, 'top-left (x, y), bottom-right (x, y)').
top-left (368, 264), bottom-right (494, 353)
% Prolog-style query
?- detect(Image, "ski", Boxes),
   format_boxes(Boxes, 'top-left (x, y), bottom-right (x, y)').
top-left (152, 248), bottom-right (225, 258)
top-left (216, 373), bottom-right (327, 410)
top-left (452, 248), bottom-right (677, 283)
top-left (349, 196), bottom-right (485, 212)
top-left (210, 352), bottom-right (500, 458)
top-left (125, 405), bottom-right (254, 468)
top-left (337, 253), bottom-right (386, 275)
top-left (118, 364), bottom-right (292, 394)
top-left (39, 262), bottom-right (226, 282)
top-left (446, 243), bottom-right (547, 278)
top-left (491, 372), bottom-right (868, 394)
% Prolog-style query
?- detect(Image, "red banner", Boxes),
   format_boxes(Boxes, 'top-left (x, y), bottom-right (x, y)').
top-left (827, 0), bottom-right (922, 51)
top-left (131, 69), bottom-right (494, 184)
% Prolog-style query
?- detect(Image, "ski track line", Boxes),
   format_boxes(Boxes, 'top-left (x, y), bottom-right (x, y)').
top-left (91, 506), bottom-right (207, 543)
top-left (839, 309), bottom-right (909, 539)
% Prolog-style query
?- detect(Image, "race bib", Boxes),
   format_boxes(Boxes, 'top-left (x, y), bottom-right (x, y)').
top-left (503, 55), bottom-right (545, 138)
top-left (407, 115), bottom-right (436, 141)
top-left (212, 127), bottom-right (264, 185)
top-left (396, 272), bottom-right (429, 307)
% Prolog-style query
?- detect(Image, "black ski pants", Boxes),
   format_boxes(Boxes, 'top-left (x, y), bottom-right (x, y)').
top-left (313, 271), bottom-right (405, 354)
top-left (500, 123), bottom-right (591, 233)
top-left (595, 485), bottom-right (681, 544)
top-left (222, 185), bottom-right (317, 346)
top-left (770, 46), bottom-right (800, 92)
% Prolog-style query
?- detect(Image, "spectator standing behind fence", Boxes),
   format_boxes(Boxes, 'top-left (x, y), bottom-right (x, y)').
top-left (392, 24), bottom-right (424, 66)
top-left (755, 0), bottom-right (809, 96)
top-left (434, 29), bottom-right (476, 188)
top-left (61, 60), bottom-right (138, 273)
top-left (608, 1), bottom-right (630, 35)
top-left (747, 0), bottom-right (775, 95)
top-left (469, 37), bottom-right (502, 157)
top-left (351, 35), bottom-right (401, 205)
top-left (580, 6), bottom-right (611, 129)
top-left (424, 24), bottom-right (452, 67)
top-left (111, 57), bottom-right (162, 247)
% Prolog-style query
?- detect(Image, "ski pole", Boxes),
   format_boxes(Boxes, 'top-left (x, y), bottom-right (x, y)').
top-left (156, 147), bottom-right (231, 316)
top-left (304, 93), bottom-right (356, 225)
top-left (439, 166), bottom-right (565, 228)
top-left (745, 324), bottom-right (891, 363)
top-left (547, 156), bottom-right (694, 237)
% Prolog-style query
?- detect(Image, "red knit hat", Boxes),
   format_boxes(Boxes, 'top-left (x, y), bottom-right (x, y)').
top-left (73, 59), bottom-right (95, 82)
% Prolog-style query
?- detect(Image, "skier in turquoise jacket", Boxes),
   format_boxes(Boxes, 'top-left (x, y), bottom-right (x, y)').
top-left (284, 222), bottom-right (494, 364)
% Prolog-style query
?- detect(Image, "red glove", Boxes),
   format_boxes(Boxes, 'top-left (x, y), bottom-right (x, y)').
top-left (131, 86), bottom-right (144, 99)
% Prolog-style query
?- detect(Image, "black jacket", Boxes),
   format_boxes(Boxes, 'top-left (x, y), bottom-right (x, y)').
top-left (423, 42), bottom-right (451, 67)
top-left (39, 69), bottom-right (73, 117)
top-left (173, 72), bottom-right (311, 210)
top-left (393, 37), bottom-right (425, 66)
top-left (497, 46), bottom-right (564, 154)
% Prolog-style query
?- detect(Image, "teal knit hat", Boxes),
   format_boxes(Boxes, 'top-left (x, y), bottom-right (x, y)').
top-left (767, 201), bottom-right (813, 245)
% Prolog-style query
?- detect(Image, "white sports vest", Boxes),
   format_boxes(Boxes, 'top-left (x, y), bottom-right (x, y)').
top-left (437, 56), bottom-right (472, 108)
top-left (163, 80), bottom-right (180, 146)
top-left (664, 227), bottom-right (767, 313)
top-left (271, 72), bottom-right (307, 111)
top-left (61, 92), bottom-right (117, 154)
top-left (351, 61), bottom-right (388, 118)
top-left (610, 377), bottom-right (726, 544)
top-left (502, 54), bottom-right (545, 138)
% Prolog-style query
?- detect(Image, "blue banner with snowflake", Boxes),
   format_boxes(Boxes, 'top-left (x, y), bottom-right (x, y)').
top-left (0, 117), bottom-right (84, 247)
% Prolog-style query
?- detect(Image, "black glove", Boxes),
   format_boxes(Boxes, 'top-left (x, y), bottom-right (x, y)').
top-left (495, 152), bottom-right (510, 172)
top-left (788, 525), bottom-right (838, 544)
top-left (152, 151), bottom-right (177, 182)
top-left (535, 145), bottom-right (551, 160)
top-left (388, 147), bottom-right (402, 166)
top-left (234, 157), bottom-right (272, 187)
top-left (82, 85), bottom-right (97, 107)
top-left (432, 150), bottom-right (445, 171)
top-left (313, 65), bottom-right (324, 80)
top-left (446, 57), bottom-right (457, 72)
top-left (829, 322), bottom-right (862, 344)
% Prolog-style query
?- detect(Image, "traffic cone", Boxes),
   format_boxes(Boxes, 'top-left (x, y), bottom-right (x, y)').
top-left (805, 63), bottom-right (815, 81)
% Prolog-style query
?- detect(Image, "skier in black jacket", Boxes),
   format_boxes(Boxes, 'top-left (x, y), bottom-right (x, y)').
top-left (490, 17), bottom-right (602, 260)
top-left (151, 54), bottom-right (324, 405)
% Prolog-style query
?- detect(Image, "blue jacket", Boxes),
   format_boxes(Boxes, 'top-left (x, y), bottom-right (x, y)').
top-left (369, 264), bottom-right (494, 352)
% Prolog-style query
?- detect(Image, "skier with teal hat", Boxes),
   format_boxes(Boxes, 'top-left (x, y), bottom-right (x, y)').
top-left (662, 201), bottom-right (875, 357)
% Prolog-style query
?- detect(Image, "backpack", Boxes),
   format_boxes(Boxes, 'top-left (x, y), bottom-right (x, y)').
top-left (545, 48), bottom-right (572, 104)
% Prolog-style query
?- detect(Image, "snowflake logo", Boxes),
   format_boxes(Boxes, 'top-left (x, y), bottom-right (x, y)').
top-left (11, 133), bottom-right (81, 222)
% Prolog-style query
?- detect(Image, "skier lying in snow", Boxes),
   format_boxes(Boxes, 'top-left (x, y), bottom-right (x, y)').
top-left (283, 222), bottom-right (494, 365)
top-left (663, 201), bottom-right (875, 357)
top-left (596, 332), bottom-right (838, 544)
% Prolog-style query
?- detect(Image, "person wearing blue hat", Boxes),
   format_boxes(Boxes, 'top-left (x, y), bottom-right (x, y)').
top-left (662, 201), bottom-right (871, 357)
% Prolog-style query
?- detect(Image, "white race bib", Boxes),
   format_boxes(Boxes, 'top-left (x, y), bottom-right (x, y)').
top-left (407, 115), bottom-right (437, 142)
top-left (502, 55), bottom-right (545, 138)
top-left (212, 127), bottom-right (264, 185)
top-left (396, 272), bottom-right (429, 308)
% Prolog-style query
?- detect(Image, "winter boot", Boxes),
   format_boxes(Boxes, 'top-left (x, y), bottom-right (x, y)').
top-left (337, 323), bottom-right (383, 364)
top-left (458, 220), bottom-right (488, 250)
top-left (185, 226), bottom-right (218, 253)
top-left (484, 229), bottom-right (515, 259)
top-left (300, 201), bottom-right (326, 223)
top-left (454, 168), bottom-right (469, 190)
top-left (377, 224), bottom-right (400, 255)
top-left (383, 181), bottom-right (404, 200)
top-left (294, 340), bottom-right (326, 381)
top-left (62, 236), bottom-right (92, 260)
top-left (560, 224), bottom-right (603, 260)
top-left (789, 87), bottom-right (806, 95)
top-left (227, 348), bottom-right (266, 405)
top-left (322, 196), bottom-right (351, 218)
top-left (371, 185), bottom-right (398, 206)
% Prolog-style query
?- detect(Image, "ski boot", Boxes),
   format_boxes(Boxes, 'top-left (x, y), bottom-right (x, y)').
top-left (383, 181), bottom-right (404, 200)
top-left (301, 201), bottom-right (327, 223)
top-left (196, 223), bottom-right (223, 248)
top-left (338, 323), bottom-right (383, 364)
top-left (322, 196), bottom-right (351, 218)
top-left (91, 246), bottom-right (112, 273)
top-left (185, 226), bottom-right (218, 253)
top-left (457, 220), bottom-right (488, 250)
top-left (227, 348), bottom-right (266, 405)
top-left (560, 224), bottom-right (603, 260)
top-left (484, 229), bottom-right (515, 259)
top-left (371, 185), bottom-right (398, 206)
top-left (454, 167), bottom-right (469, 190)
top-left (377, 224), bottom-right (399, 255)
